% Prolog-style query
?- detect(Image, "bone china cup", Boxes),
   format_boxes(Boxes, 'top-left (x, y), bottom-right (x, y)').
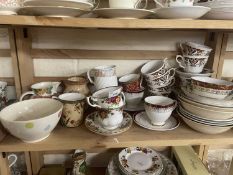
top-left (58, 93), bottom-right (86, 128)
top-left (119, 74), bottom-right (142, 92)
top-left (180, 42), bottom-right (212, 57)
top-left (0, 99), bottom-right (63, 143)
top-left (109, 0), bottom-right (147, 9)
top-left (144, 96), bottom-right (177, 126)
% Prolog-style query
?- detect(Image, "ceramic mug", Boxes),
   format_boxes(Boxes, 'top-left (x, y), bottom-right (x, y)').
top-left (109, 0), bottom-right (147, 9)
top-left (180, 42), bottom-right (212, 57)
top-left (97, 107), bottom-right (124, 130)
top-left (0, 81), bottom-right (7, 109)
top-left (154, 0), bottom-right (194, 8)
top-left (20, 82), bottom-right (61, 101)
top-left (87, 86), bottom-right (125, 109)
top-left (176, 55), bottom-right (208, 73)
top-left (58, 93), bottom-right (86, 128)
top-left (124, 88), bottom-right (144, 107)
top-left (87, 65), bottom-right (118, 90)
top-left (119, 74), bottom-right (142, 92)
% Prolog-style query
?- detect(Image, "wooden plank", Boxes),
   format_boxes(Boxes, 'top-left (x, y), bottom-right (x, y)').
top-left (31, 49), bottom-right (178, 60)
top-left (34, 77), bottom-right (67, 83)
top-left (2, 122), bottom-right (233, 152)
top-left (15, 27), bottom-right (34, 92)
top-left (0, 153), bottom-right (10, 175)
top-left (30, 152), bottom-right (44, 175)
top-left (223, 51), bottom-right (233, 59)
top-left (0, 49), bottom-right (10, 57)
top-left (193, 145), bottom-right (205, 160)
top-left (202, 145), bottom-right (209, 165)
top-left (24, 152), bottom-right (33, 175)
top-left (8, 27), bottom-right (22, 98)
top-left (0, 77), bottom-right (14, 86)
top-left (2, 16), bottom-right (233, 29)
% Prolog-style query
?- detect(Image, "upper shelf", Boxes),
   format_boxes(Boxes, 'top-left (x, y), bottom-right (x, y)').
top-left (1, 15), bottom-right (233, 29)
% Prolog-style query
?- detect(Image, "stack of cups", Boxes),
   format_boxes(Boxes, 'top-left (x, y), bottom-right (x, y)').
top-left (119, 74), bottom-right (145, 108)
top-left (176, 42), bottom-right (212, 74)
top-left (87, 86), bottom-right (125, 130)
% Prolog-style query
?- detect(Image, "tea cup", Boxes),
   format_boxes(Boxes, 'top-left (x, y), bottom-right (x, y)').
top-left (176, 55), bottom-right (208, 73)
top-left (119, 74), bottom-right (142, 92)
top-left (145, 68), bottom-right (175, 81)
top-left (109, 0), bottom-right (147, 9)
top-left (87, 65), bottom-right (118, 90)
top-left (0, 81), bottom-right (7, 108)
top-left (58, 93), bottom-right (86, 128)
top-left (87, 86), bottom-right (125, 109)
top-left (180, 42), bottom-right (212, 57)
top-left (154, 0), bottom-right (194, 8)
top-left (97, 107), bottom-right (124, 130)
top-left (124, 88), bottom-right (144, 107)
top-left (144, 96), bottom-right (177, 125)
top-left (20, 82), bottom-right (61, 101)
top-left (148, 85), bottom-right (172, 94)
top-left (146, 75), bottom-right (175, 88)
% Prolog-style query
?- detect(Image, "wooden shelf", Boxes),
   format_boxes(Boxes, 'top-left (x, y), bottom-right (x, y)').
top-left (1, 15), bottom-right (233, 29)
top-left (1, 121), bottom-right (233, 152)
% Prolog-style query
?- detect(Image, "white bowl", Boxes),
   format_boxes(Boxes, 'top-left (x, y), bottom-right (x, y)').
top-left (0, 99), bottom-right (63, 143)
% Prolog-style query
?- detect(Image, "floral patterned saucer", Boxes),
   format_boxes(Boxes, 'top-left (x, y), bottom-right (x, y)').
top-left (134, 112), bottom-right (180, 131)
top-left (106, 153), bottom-right (178, 175)
top-left (85, 111), bottom-right (133, 136)
top-left (118, 147), bottom-right (163, 175)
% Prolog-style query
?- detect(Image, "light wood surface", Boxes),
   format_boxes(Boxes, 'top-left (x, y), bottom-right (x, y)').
top-left (30, 152), bottom-right (44, 175)
top-left (0, 49), bottom-right (10, 57)
top-left (1, 122), bottom-right (233, 152)
top-left (0, 153), bottom-right (10, 175)
top-left (24, 152), bottom-right (33, 175)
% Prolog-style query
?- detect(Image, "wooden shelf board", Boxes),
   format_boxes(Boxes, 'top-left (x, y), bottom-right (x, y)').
top-left (1, 121), bottom-right (233, 152)
top-left (1, 15), bottom-right (233, 29)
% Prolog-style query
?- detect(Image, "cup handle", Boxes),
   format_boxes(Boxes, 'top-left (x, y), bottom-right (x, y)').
top-left (153, 0), bottom-right (164, 8)
top-left (176, 55), bottom-right (185, 68)
top-left (87, 70), bottom-right (94, 84)
top-left (179, 43), bottom-right (184, 55)
top-left (173, 100), bottom-right (177, 110)
top-left (120, 92), bottom-right (126, 104)
top-left (8, 154), bottom-right (17, 168)
top-left (86, 97), bottom-right (101, 108)
top-left (168, 68), bottom-right (176, 77)
top-left (19, 91), bottom-right (34, 101)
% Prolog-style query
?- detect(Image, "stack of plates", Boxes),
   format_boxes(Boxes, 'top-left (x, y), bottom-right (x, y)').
top-left (106, 147), bottom-right (178, 175)
top-left (196, 0), bottom-right (233, 19)
top-left (18, 0), bottom-right (93, 17)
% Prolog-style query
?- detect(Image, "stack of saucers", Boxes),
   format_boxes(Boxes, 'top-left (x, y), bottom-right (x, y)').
top-left (177, 76), bottom-right (233, 134)
top-left (141, 58), bottom-right (175, 97)
top-left (106, 147), bottom-right (178, 175)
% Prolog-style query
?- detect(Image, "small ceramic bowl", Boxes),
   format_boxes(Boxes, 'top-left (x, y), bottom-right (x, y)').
top-left (144, 96), bottom-right (177, 125)
top-left (124, 88), bottom-right (144, 107)
top-left (0, 98), bottom-right (63, 143)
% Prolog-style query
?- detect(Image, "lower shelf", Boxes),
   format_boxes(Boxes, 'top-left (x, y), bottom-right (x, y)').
top-left (1, 118), bottom-right (233, 152)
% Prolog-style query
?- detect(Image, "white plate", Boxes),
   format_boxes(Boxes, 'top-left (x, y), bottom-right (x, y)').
top-left (134, 112), bottom-right (180, 131)
top-left (124, 101), bottom-right (145, 112)
top-left (23, 0), bottom-right (94, 10)
top-left (93, 8), bottom-right (155, 19)
top-left (203, 9), bottom-right (233, 19)
top-left (18, 6), bottom-right (89, 17)
top-left (153, 6), bottom-right (210, 19)
top-left (85, 111), bottom-right (133, 136)
top-left (107, 154), bottom-right (178, 175)
top-left (118, 147), bottom-right (163, 175)
top-left (0, 7), bottom-right (19, 15)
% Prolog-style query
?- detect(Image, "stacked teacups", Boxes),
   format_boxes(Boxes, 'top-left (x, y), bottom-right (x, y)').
top-left (87, 86), bottom-right (125, 130)
top-left (119, 74), bottom-right (144, 108)
top-left (141, 58), bottom-right (175, 96)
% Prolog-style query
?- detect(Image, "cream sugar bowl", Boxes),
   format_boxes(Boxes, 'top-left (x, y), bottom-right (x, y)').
top-left (144, 96), bottom-right (177, 126)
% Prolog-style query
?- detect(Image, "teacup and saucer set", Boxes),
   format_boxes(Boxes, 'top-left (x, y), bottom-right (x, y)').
top-left (93, 0), bottom-right (155, 19)
top-left (152, 0), bottom-right (210, 19)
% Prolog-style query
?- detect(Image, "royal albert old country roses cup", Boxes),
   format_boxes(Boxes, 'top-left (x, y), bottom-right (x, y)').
top-left (144, 96), bottom-right (177, 126)
top-left (87, 65), bottom-right (118, 90)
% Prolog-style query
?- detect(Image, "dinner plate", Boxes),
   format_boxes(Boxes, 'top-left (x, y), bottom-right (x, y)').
top-left (93, 8), bottom-right (155, 19)
top-left (18, 6), bottom-right (89, 17)
top-left (23, 0), bottom-right (94, 10)
top-left (153, 6), bottom-right (210, 19)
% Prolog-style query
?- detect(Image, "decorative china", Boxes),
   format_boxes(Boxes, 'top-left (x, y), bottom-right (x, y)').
top-left (63, 76), bottom-right (90, 96)
top-left (58, 93), bottom-right (86, 128)
top-left (0, 81), bottom-right (7, 109)
top-left (87, 65), bottom-right (118, 90)
top-left (147, 77), bottom-right (175, 88)
top-left (144, 96), bottom-right (177, 126)
top-left (124, 88), bottom-right (144, 108)
top-left (134, 112), bottom-right (180, 131)
top-left (180, 42), bottom-right (212, 57)
top-left (93, 8), bottom-right (154, 19)
top-left (20, 82), bottom-right (61, 101)
top-left (118, 147), bottom-right (163, 175)
top-left (109, 0), bottom-right (147, 9)
top-left (154, 0), bottom-right (194, 8)
top-left (85, 111), bottom-right (133, 136)
top-left (176, 55), bottom-right (208, 73)
top-left (0, 0), bottom-right (21, 15)
top-left (0, 98), bottom-right (63, 143)
top-left (119, 74), bottom-right (142, 92)
top-left (153, 6), bottom-right (210, 19)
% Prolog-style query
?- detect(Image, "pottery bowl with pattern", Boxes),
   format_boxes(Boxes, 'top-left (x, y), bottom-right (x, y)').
top-left (0, 98), bottom-right (63, 143)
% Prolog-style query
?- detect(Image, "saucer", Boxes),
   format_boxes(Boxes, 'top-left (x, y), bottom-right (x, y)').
top-left (134, 112), bottom-right (180, 131)
top-left (0, 7), bottom-right (19, 15)
top-left (85, 111), bottom-right (133, 136)
top-left (153, 6), bottom-right (210, 19)
top-left (18, 6), bottom-right (89, 17)
top-left (124, 101), bottom-right (144, 112)
top-left (23, 0), bottom-right (94, 10)
top-left (93, 8), bottom-right (155, 19)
